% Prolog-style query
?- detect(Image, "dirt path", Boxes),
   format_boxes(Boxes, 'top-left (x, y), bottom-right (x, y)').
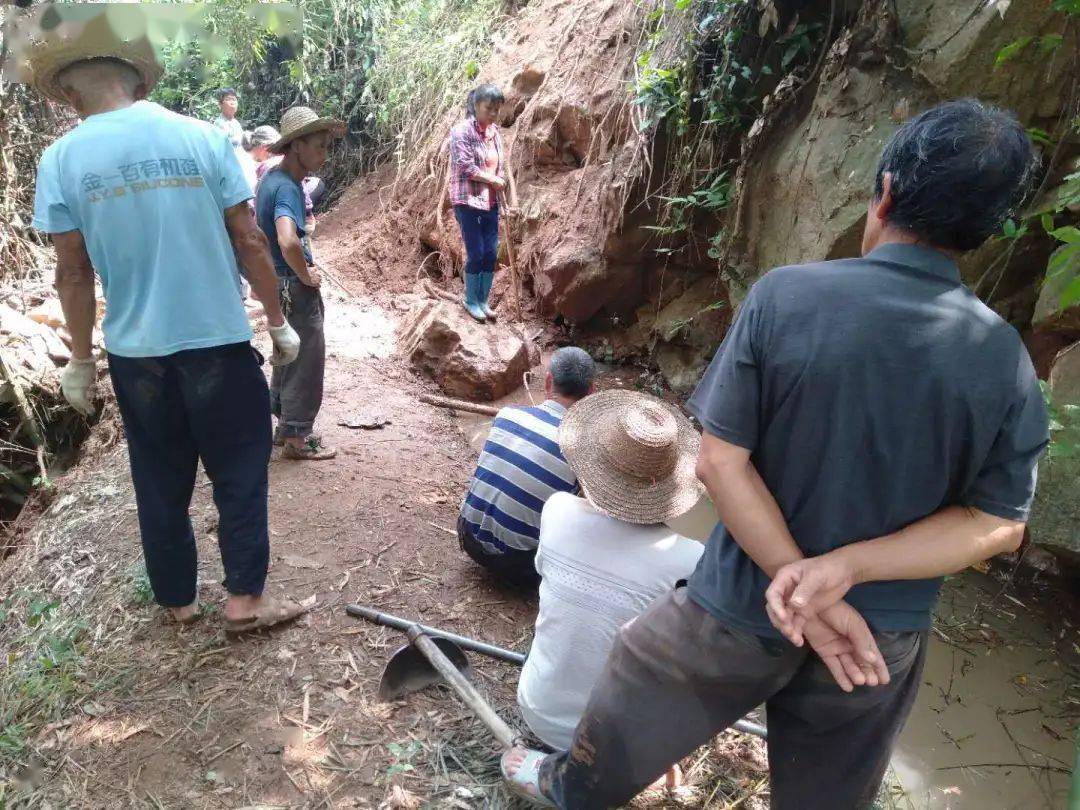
top-left (1, 182), bottom-right (1073, 809)
top-left (0, 286), bottom-right (553, 808)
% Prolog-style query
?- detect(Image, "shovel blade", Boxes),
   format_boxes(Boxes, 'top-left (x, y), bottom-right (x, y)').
top-left (378, 637), bottom-right (474, 701)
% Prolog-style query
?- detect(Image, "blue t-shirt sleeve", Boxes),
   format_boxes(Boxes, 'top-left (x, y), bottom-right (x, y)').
top-left (272, 181), bottom-right (306, 230)
top-left (962, 351), bottom-right (1049, 521)
top-left (32, 147), bottom-right (78, 234)
top-left (215, 131), bottom-right (253, 209)
top-left (686, 279), bottom-right (768, 451)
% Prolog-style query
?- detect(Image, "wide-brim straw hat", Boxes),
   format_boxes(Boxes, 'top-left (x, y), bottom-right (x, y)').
top-left (270, 106), bottom-right (346, 154)
top-left (25, 13), bottom-right (163, 104)
top-left (559, 390), bottom-right (704, 525)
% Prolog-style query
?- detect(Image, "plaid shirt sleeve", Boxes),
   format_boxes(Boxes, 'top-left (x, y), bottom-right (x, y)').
top-left (451, 121), bottom-right (482, 180)
top-left (449, 119), bottom-right (499, 210)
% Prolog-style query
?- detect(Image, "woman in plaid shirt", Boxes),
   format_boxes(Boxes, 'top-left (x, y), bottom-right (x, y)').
top-left (449, 84), bottom-right (507, 322)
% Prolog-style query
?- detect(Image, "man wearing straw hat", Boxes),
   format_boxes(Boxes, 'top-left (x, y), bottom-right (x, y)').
top-left (255, 106), bottom-right (344, 460)
top-left (504, 100), bottom-right (1047, 808)
top-left (515, 390), bottom-right (703, 784)
top-left (29, 27), bottom-right (309, 632)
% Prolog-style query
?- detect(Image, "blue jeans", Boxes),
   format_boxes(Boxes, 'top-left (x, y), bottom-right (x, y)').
top-left (108, 343), bottom-right (272, 606)
top-left (454, 204), bottom-right (499, 277)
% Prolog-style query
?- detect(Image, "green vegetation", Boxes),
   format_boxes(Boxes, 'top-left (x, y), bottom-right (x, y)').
top-left (151, 0), bottom-right (506, 187)
top-left (631, 0), bottom-right (826, 269)
top-left (0, 591), bottom-right (87, 761)
top-left (992, 1), bottom-right (1080, 319)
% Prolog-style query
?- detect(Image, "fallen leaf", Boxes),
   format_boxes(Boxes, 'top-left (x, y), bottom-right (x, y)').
top-left (339, 408), bottom-right (391, 430)
top-left (381, 786), bottom-right (421, 810)
top-left (82, 701), bottom-right (106, 717)
top-left (281, 555), bottom-right (322, 570)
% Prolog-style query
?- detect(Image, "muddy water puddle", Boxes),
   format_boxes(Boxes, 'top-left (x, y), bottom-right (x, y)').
top-left (892, 571), bottom-right (1076, 809)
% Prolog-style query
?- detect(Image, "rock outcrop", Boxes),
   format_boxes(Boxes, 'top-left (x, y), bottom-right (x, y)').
top-left (399, 299), bottom-right (533, 401)
top-left (1028, 341), bottom-right (1080, 572)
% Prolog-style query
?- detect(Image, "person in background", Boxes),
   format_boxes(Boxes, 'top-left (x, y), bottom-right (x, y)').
top-left (449, 83), bottom-right (506, 323)
top-left (239, 125), bottom-right (280, 197)
top-left (459, 347), bottom-right (595, 588)
top-left (213, 87), bottom-right (244, 148)
top-left (502, 98), bottom-right (1048, 810)
top-left (256, 106), bottom-right (343, 460)
top-left (256, 147), bottom-right (324, 234)
top-left (30, 43), bottom-right (305, 632)
top-left (517, 390), bottom-right (704, 791)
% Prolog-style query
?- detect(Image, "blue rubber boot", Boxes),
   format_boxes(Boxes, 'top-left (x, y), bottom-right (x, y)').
top-left (462, 274), bottom-right (486, 322)
top-left (479, 271), bottom-right (497, 321)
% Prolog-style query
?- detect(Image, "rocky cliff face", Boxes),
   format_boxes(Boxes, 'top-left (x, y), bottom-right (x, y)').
top-left (391, 0), bottom-right (1075, 389)
top-left (348, 0), bottom-right (1077, 559)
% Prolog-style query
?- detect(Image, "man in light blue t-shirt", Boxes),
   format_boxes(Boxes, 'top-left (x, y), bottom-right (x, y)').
top-left (31, 47), bottom-right (305, 633)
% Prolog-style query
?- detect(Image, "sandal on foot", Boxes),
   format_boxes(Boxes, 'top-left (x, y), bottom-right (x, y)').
top-left (276, 431), bottom-right (321, 448)
top-left (500, 748), bottom-right (554, 807)
top-left (282, 437), bottom-right (336, 460)
top-left (225, 597), bottom-right (310, 635)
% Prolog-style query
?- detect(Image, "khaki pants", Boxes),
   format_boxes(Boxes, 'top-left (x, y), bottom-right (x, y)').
top-left (270, 279), bottom-right (325, 439)
top-left (539, 586), bottom-right (925, 810)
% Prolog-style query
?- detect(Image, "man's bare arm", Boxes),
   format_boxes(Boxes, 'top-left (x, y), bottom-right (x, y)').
top-left (52, 230), bottom-right (96, 359)
top-left (224, 203), bottom-right (285, 326)
top-left (273, 216), bottom-right (318, 287)
top-left (696, 431), bottom-right (887, 683)
top-left (842, 506), bottom-right (1024, 583)
top-left (695, 432), bottom-right (804, 577)
top-left (766, 507), bottom-right (1025, 640)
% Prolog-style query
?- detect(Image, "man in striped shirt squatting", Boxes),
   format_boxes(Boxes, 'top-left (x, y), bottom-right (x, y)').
top-left (458, 347), bottom-right (597, 588)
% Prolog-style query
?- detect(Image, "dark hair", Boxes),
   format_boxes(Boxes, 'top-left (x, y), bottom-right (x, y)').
top-left (466, 83), bottom-right (504, 119)
top-left (216, 87), bottom-right (238, 102)
top-left (874, 98), bottom-right (1036, 252)
top-left (550, 347), bottom-right (596, 399)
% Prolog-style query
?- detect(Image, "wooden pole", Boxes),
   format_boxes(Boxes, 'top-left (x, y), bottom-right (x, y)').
top-left (409, 627), bottom-right (520, 749)
top-left (419, 393), bottom-right (499, 416)
top-left (498, 191), bottom-right (523, 321)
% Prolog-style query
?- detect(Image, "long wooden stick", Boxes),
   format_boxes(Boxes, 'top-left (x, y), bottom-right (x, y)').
top-left (419, 393), bottom-right (499, 416)
top-left (498, 191), bottom-right (523, 321)
top-left (409, 627), bottom-right (520, 749)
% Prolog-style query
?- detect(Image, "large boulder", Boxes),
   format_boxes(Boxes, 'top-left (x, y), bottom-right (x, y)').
top-left (648, 276), bottom-right (731, 392)
top-left (740, 0), bottom-right (1071, 282)
top-left (1028, 341), bottom-right (1080, 573)
top-left (399, 299), bottom-right (532, 401)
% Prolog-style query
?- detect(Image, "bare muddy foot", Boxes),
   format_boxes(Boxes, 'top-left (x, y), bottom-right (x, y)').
top-left (167, 601), bottom-right (200, 624)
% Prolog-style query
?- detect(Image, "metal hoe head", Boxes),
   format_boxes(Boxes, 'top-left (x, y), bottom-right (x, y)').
top-left (378, 637), bottom-right (474, 702)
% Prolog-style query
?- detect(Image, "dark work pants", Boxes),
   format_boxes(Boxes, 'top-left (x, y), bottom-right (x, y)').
top-left (454, 204), bottom-right (499, 276)
top-left (270, 279), bottom-right (325, 439)
top-left (458, 516), bottom-right (540, 589)
top-left (540, 587), bottom-right (926, 810)
top-left (108, 343), bottom-right (272, 607)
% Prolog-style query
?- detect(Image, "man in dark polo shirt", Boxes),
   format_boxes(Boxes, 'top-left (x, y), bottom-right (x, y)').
top-left (501, 99), bottom-right (1048, 808)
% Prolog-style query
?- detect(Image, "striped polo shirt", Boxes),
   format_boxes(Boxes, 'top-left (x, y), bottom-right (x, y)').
top-left (461, 400), bottom-right (578, 554)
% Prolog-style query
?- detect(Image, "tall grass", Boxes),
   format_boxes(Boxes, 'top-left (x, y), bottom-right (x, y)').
top-left (359, 0), bottom-right (506, 165)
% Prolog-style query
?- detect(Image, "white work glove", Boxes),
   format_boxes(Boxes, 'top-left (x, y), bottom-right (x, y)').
top-left (268, 321), bottom-right (300, 366)
top-left (61, 356), bottom-right (97, 417)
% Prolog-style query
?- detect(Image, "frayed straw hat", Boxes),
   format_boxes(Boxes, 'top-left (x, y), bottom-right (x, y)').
top-left (559, 390), bottom-right (704, 525)
top-left (25, 13), bottom-right (163, 104)
top-left (270, 106), bottom-right (345, 154)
